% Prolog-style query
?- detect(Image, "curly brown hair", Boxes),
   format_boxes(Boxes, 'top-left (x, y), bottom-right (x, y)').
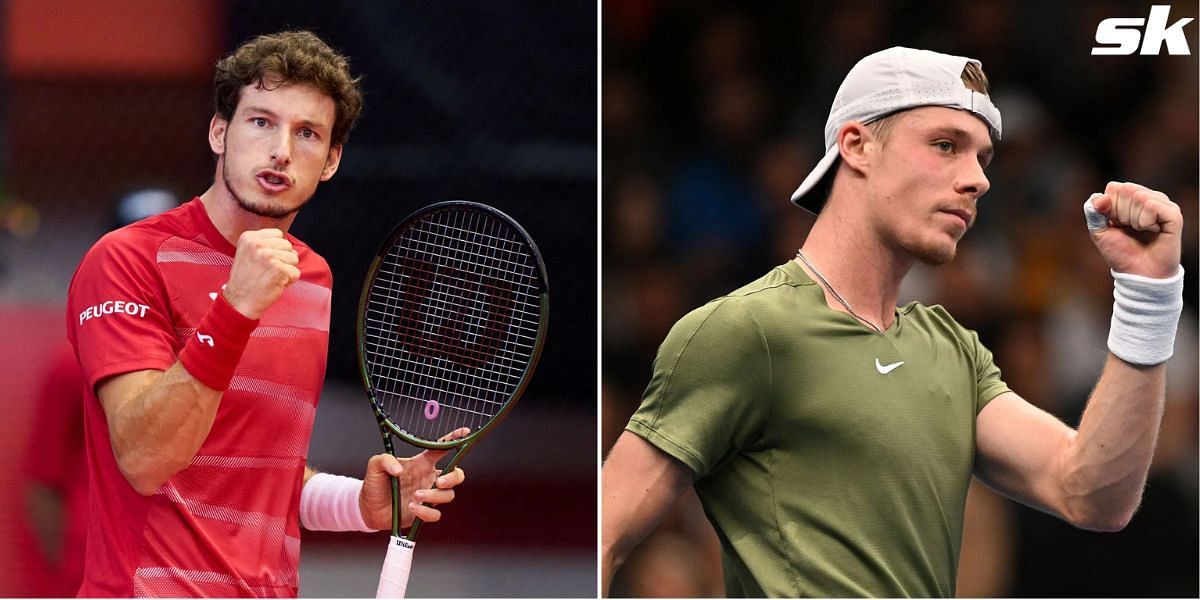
top-left (213, 30), bottom-right (363, 147)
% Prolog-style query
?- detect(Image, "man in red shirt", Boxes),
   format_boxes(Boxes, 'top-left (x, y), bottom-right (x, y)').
top-left (66, 31), bottom-right (465, 597)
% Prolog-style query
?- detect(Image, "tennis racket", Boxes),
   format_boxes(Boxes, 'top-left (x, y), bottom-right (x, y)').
top-left (356, 201), bottom-right (549, 598)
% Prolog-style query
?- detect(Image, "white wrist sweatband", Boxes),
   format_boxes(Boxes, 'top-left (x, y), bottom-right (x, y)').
top-left (300, 473), bottom-right (375, 532)
top-left (1107, 267), bottom-right (1184, 366)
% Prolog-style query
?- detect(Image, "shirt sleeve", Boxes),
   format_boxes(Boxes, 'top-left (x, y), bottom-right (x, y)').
top-left (967, 327), bottom-right (1010, 414)
top-left (67, 231), bottom-right (178, 390)
top-left (626, 297), bottom-right (771, 479)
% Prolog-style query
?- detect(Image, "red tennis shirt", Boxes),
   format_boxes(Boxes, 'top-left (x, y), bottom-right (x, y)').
top-left (66, 198), bottom-right (331, 597)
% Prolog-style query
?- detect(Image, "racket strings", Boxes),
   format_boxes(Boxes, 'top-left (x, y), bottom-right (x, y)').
top-left (376, 219), bottom-right (537, 372)
top-left (363, 207), bottom-right (543, 442)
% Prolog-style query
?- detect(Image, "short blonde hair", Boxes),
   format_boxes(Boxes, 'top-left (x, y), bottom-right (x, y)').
top-left (866, 62), bottom-right (991, 143)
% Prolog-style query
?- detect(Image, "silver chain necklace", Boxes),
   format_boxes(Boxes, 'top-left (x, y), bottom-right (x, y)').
top-left (795, 248), bottom-right (883, 334)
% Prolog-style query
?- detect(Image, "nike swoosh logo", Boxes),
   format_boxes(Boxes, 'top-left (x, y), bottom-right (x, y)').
top-left (875, 358), bottom-right (905, 374)
top-left (209, 284), bottom-right (228, 301)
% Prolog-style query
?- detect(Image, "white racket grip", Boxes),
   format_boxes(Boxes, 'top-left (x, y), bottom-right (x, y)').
top-left (376, 536), bottom-right (415, 598)
top-left (1084, 193), bottom-right (1109, 231)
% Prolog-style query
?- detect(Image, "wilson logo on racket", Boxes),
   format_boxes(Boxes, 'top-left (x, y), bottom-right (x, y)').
top-left (357, 201), bottom-right (549, 598)
top-left (396, 259), bottom-right (516, 369)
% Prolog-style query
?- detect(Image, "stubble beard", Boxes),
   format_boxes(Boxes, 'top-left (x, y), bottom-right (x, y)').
top-left (892, 224), bottom-right (959, 266)
top-left (909, 211), bottom-right (965, 266)
top-left (222, 158), bottom-right (310, 220)
top-left (913, 242), bottom-right (956, 266)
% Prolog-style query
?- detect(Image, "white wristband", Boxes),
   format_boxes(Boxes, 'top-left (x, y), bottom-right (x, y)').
top-left (1107, 267), bottom-right (1185, 366)
top-left (300, 473), bottom-right (375, 532)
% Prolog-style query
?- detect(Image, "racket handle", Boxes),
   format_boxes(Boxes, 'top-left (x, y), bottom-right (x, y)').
top-left (376, 536), bottom-right (415, 598)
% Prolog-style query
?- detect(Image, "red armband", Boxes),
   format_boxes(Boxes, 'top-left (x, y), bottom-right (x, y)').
top-left (179, 294), bottom-right (258, 391)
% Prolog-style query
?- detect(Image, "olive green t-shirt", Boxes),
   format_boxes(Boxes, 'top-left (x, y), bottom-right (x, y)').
top-left (626, 260), bottom-right (1010, 597)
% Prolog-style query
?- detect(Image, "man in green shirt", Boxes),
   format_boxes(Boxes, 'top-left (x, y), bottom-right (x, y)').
top-left (602, 47), bottom-right (1185, 597)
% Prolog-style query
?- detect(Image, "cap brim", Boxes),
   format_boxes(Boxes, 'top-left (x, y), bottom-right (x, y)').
top-left (790, 144), bottom-right (840, 214)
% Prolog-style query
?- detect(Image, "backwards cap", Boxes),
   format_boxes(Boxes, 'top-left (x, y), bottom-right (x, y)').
top-left (790, 46), bottom-right (1003, 213)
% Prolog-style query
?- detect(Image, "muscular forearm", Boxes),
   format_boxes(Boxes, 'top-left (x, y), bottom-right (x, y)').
top-left (1062, 187), bottom-right (1181, 530)
top-left (601, 477), bottom-right (669, 594)
top-left (601, 432), bottom-right (692, 596)
top-left (103, 362), bottom-right (223, 495)
top-left (93, 230), bottom-right (295, 495)
top-left (977, 184), bottom-right (1181, 533)
top-left (1060, 355), bottom-right (1166, 530)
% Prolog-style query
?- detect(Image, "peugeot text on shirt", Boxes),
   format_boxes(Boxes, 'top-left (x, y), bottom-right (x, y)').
top-left (79, 300), bottom-right (152, 325)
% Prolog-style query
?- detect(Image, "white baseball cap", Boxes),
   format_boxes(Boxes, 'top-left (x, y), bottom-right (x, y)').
top-left (790, 46), bottom-right (1003, 213)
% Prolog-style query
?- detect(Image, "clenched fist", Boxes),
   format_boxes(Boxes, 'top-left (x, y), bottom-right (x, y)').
top-left (223, 228), bottom-right (300, 319)
top-left (1084, 181), bottom-right (1182, 279)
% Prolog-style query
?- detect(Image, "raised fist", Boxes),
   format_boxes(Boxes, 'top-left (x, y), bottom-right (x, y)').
top-left (223, 228), bottom-right (300, 319)
top-left (1083, 181), bottom-right (1182, 279)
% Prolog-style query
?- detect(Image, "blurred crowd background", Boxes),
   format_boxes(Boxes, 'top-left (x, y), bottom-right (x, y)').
top-left (602, 0), bottom-right (1197, 597)
top-left (0, 0), bottom-right (595, 596)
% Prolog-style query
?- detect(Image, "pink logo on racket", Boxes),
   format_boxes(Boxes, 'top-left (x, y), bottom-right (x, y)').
top-left (424, 400), bottom-right (441, 420)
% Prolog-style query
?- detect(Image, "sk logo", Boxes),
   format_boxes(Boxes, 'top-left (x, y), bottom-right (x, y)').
top-left (1092, 5), bottom-right (1194, 55)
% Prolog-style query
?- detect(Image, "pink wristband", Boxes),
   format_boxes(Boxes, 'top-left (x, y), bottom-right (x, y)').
top-left (179, 294), bottom-right (258, 391)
